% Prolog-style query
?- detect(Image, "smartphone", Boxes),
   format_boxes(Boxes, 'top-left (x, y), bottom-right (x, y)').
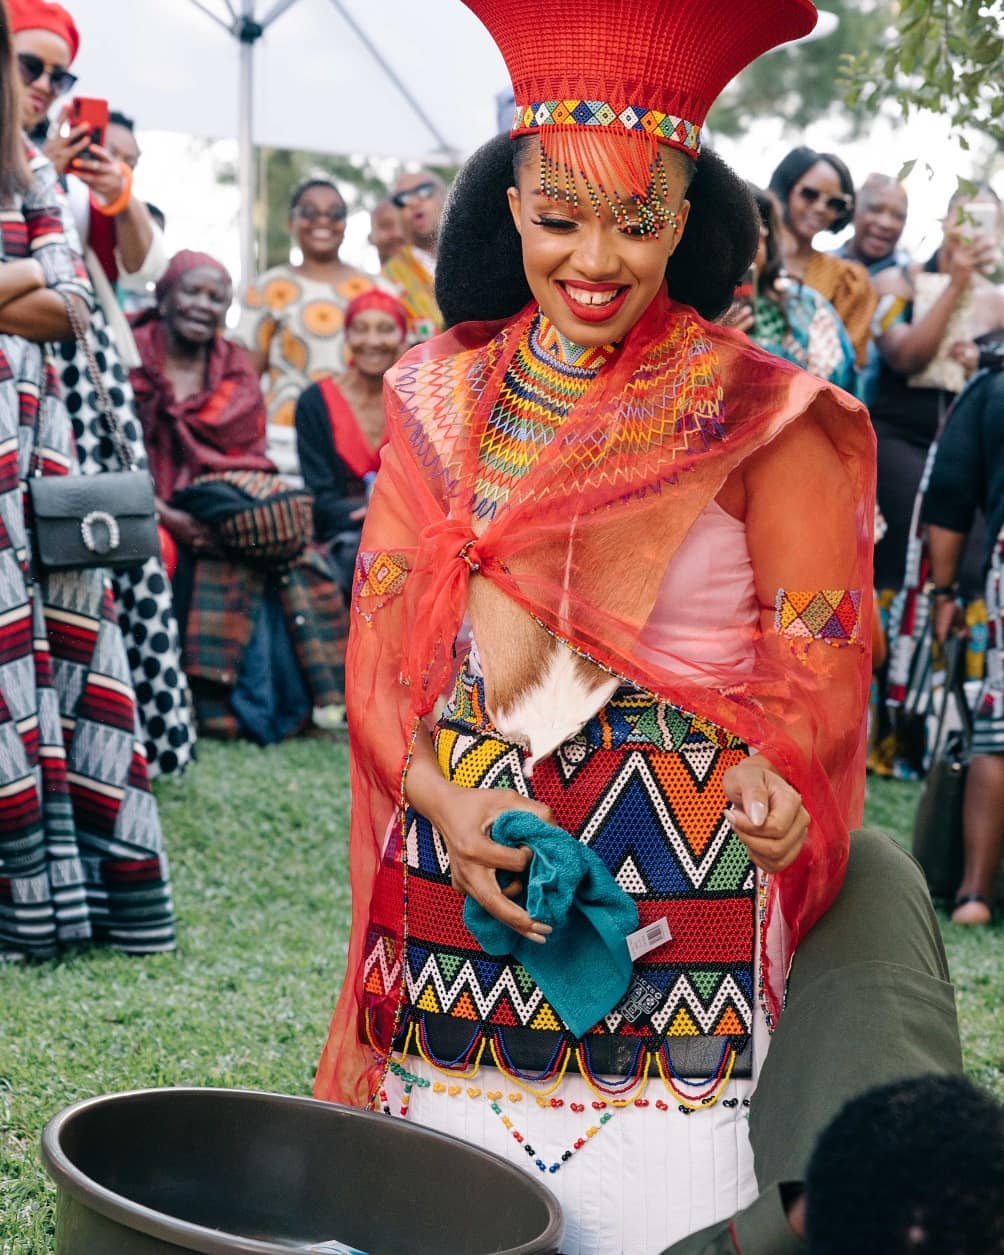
top-left (732, 265), bottom-right (757, 323)
top-left (69, 96), bottom-right (108, 160)
top-left (961, 200), bottom-right (997, 241)
top-left (961, 202), bottom-right (1000, 276)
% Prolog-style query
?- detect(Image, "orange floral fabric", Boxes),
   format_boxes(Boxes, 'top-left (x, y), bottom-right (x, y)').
top-left (315, 291), bottom-right (876, 1108)
top-left (231, 263), bottom-right (385, 476)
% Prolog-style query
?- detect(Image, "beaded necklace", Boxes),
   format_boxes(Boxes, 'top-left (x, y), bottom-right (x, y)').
top-left (471, 312), bottom-right (614, 522)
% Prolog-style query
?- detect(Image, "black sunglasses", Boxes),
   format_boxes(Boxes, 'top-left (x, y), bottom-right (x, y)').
top-left (293, 204), bottom-right (347, 223)
top-left (797, 185), bottom-right (853, 217)
top-left (17, 52), bottom-right (77, 98)
top-left (391, 180), bottom-right (438, 209)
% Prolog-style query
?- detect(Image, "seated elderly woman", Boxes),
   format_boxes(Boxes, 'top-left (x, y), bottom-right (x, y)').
top-left (294, 289), bottom-right (409, 593)
top-left (130, 251), bottom-right (347, 744)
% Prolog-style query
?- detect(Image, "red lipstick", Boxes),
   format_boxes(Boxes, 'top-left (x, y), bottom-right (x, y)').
top-left (556, 281), bottom-right (630, 324)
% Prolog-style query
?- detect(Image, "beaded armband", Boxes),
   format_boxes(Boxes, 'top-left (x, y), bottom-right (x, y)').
top-left (352, 549), bottom-right (410, 623)
top-left (774, 589), bottom-right (862, 648)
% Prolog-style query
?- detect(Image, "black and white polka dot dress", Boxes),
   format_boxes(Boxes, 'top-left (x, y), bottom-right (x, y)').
top-left (55, 303), bottom-right (195, 778)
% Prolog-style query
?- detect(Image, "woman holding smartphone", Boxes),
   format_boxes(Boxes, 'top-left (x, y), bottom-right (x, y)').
top-left (10, 0), bottom-right (193, 779)
top-left (0, 0), bottom-right (175, 958)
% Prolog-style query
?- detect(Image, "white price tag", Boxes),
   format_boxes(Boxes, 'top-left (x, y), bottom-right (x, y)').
top-left (626, 916), bottom-right (672, 961)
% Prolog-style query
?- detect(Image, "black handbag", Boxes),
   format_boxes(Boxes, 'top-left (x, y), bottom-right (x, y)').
top-left (28, 292), bottom-right (158, 572)
top-left (911, 635), bottom-right (973, 900)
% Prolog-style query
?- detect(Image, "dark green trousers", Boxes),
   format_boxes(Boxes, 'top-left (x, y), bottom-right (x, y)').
top-left (662, 829), bottom-right (963, 1254)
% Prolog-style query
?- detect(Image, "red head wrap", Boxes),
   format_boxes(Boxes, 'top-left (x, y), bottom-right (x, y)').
top-left (344, 289), bottom-right (408, 340)
top-left (155, 250), bottom-right (232, 305)
top-left (7, 0), bottom-right (80, 63)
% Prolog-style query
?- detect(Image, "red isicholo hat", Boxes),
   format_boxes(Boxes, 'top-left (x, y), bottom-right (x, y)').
top-left (462, 0), bottom-right (817, 229)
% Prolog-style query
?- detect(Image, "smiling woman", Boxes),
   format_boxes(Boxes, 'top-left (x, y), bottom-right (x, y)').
top-left (130, 250), bottom-right (349, 746)
top-left (768, 145), bottom-right (877, 368)
top-left (231, 175), bottom-right (385, 481)
top-left (295, 289), bottom-right (409, 594)
top-left (304, 3), bottom-right (940, 1253)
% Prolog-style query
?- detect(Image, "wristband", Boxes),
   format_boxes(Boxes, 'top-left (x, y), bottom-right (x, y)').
top-left (92, 162), bottom-right (133, 217)
top-left (930, 583), bottom-right (960, 598)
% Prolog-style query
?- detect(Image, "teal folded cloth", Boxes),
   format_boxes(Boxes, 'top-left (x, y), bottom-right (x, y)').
top-left (463, 809), bottom-right (639, 1039)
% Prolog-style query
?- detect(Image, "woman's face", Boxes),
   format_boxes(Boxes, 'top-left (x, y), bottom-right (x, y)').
top-left (14, 29), bottom-right (74, 130)
top-left (346, 310), bottom-right (405, 379)
top-left (506, 140), bottom-right (691, 347)
top-left (786, 160), bottom-right (852, 244)
top-left (290, 185), bottom-right (347, 263)
top-left (162, 266), bottom-right (232, 346)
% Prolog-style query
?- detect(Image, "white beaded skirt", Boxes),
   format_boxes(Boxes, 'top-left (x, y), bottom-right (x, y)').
top-left (381, 1061), bottom-right (759, 1255)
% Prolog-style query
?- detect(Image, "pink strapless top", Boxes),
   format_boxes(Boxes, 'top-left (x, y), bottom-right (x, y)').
top-left (636, 499), bottom-right (759, 681)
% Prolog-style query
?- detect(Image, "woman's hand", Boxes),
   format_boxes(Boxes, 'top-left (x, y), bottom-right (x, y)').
top-left (159, 504), bottom-right (214, 553)
top-left (43, 106), bottom-right (91, 176)
top-left (71, 144), bottom-right (129, 207)
top-left (932, 594), bottom-right (966, 644)
top-left (430, 783), bottom-right (555, 943)
top-left (719, 299), bottom-right (755, 334)
top-left (405, 726), bottom-right (555, 943)
top-left (945, 231), bottom-right (996, 291)
top-left (722, 757), bottom-right (809, 874)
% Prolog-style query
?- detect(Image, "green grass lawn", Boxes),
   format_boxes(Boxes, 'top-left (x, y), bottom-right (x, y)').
top-left (2, 743), bottom-right (1002, 1251)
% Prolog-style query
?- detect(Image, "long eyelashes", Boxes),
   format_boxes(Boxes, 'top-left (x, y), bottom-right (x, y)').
top-left (531, 216), bottom-right (662, 240)
top-left (531, 217), bottom-right (576, 231)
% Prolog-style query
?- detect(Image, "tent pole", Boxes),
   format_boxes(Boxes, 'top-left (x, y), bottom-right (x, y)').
top-left (236, 0), bottom-right (259, 293)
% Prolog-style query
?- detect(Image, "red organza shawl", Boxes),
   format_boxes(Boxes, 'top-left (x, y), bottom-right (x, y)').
top-left (316, 291), bottom-right (875, 1107)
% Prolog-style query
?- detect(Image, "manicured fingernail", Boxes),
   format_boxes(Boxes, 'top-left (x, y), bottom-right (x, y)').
top-left (527, 932), bottom-right (547, 945)
top-left (750, 802), bottom-right (767, 826)
top-left (531, 922), bottom-right (552, 935)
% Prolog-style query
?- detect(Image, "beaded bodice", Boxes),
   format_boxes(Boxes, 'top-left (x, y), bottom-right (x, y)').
top-left (471, 314), bottom-right (614, 522)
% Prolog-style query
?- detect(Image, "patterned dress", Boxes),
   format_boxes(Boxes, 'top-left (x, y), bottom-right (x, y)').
top-left (231, 263), bottom-right (382, 480)
top-left (0, 147), bottom-right (174, 957)
top-left (753, 278), bottom-right (857, 395)
top-left (364, 317), bottom-right (764, 1252)
top-left (53, 295), bottom-right (195, 781)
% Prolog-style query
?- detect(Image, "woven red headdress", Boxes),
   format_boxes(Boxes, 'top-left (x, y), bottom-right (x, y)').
top-left (465, 0), bottom-right (816, 160)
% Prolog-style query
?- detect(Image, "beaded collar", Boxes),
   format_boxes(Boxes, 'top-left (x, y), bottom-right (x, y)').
top-left (471, 313), bottom-right (615, 521)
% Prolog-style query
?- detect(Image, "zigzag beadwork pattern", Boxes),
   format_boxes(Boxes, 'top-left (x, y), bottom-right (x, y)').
top-left (513, 100), bottom-right (701, 152)
top-left (472, 315), bottom-right (613, 521)
top-left (392, 308), bottom-right (725, 520)
top-left (361, 662), bottom-right (756, 1076)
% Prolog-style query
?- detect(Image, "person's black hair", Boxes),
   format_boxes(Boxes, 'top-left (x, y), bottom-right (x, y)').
top-left (109, 110), bottom-right (135, 132)
top-left (289, 175), bottom-right (344, 215)
top-left (747, 183), bottom-right (791, 333)
top-left (0, 1), bottom-right (30, 201)
top-left (436, 132), bottom-right (758, 328)
top-left (805, 1075), bottom-right (1004, 1255)
top-left (768, 145), bottom-right (855, 233)
top-left (145, 201), bottom-right (165, 231)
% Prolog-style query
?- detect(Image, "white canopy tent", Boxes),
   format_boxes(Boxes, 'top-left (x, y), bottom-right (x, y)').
top-left (64, 2), bottom-right (838, 288)
top-left (66, 0), bottom-right (510, 286)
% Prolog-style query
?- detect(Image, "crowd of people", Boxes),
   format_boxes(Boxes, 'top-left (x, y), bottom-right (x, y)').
top-left (2, 0), bottom-right (1004, 1249)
